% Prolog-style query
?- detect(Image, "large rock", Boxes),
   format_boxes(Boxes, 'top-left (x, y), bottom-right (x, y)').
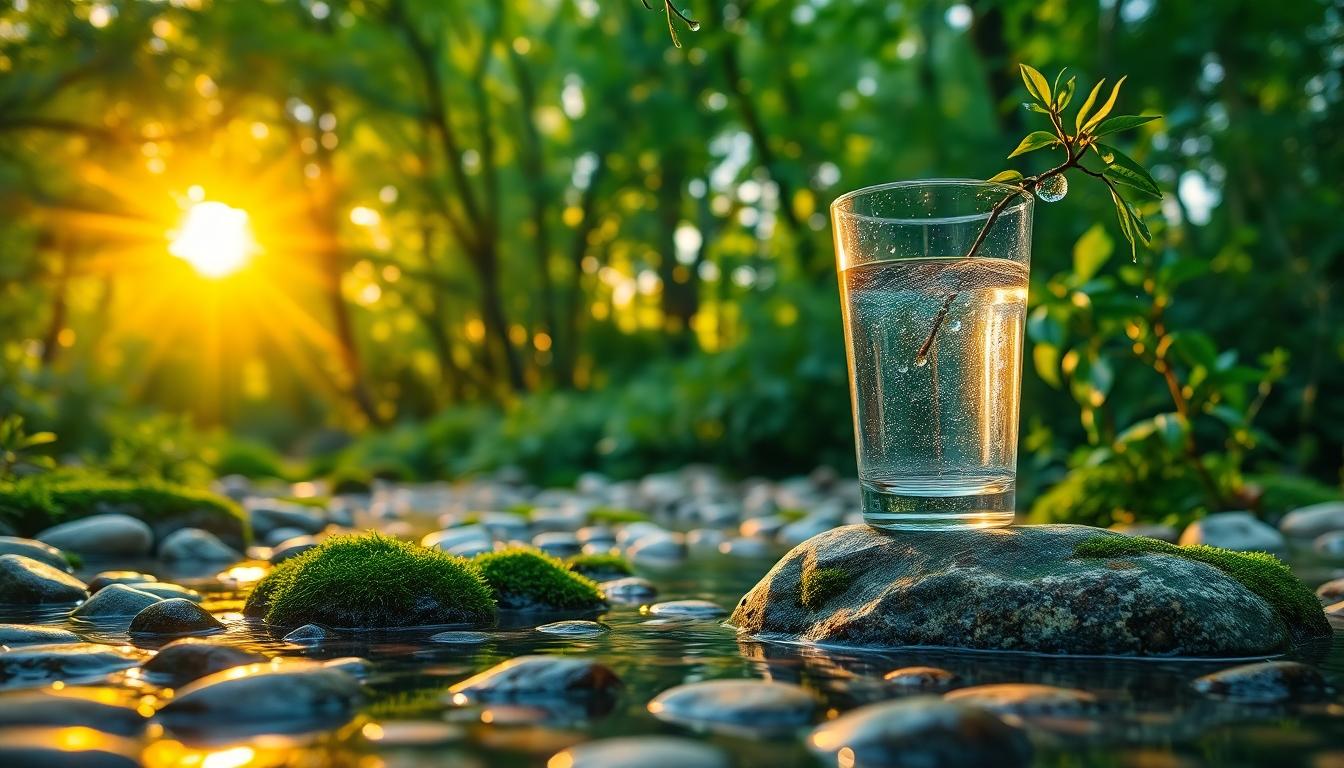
top-left (156, 659), bottom-right (362, 735)
top-left (71, 584), bottom-right (162, 620)
top-left (0, 537), bottom-right (71, 572)
top-left (128, 598), bottom-right (223, 636)
top-left (141, 638), bottom-right (268, 686)
top-left (158, 528), bottom-right (241, 563)
top-left (36, 515), bottom-right (153, 558)
top-left (1179, 512), bottom-right (1284, 551)
top-left (730, 524), bottom-right (1312, 657)
top-left (0, 554), bottom-right (88, 604)
top-left (1279, 502), bottom-right (1344, 539)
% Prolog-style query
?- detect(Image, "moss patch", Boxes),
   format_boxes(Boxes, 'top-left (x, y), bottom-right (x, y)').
top-left (800, 566), bottom-right (851, 611)
top-left (586, 507), bottom-right (648, 525)
top-left (246, 532), bottom-right (496, 629)
top-left (473, 547), bottom-right (605, 611)
top-left (1074, 535), bottom-right (1328, 643)
top-left (0, 475), bottom-right (249, 545)
top-left (566, 552), bottom-right (633, 579)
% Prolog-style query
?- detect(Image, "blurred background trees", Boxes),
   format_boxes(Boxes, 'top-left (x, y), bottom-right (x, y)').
top-left (0, 0), bottom-right (1340, 523)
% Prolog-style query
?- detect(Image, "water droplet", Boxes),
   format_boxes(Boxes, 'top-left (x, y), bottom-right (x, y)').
top-left (688, 21), bottom-right (702, 31)
top-left (887, 245), bottom-right (897, 254)
top-left (1036, 174), bottom-right (1068, 203)
top-left (897, 365), bottom-right (909, 374)
top-left (949, 320), bottom-right (962, 332)
top-left (914, 355), bottom-right (928, 368)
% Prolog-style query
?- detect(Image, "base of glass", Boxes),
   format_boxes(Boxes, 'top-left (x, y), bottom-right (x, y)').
top-left (860, 482), bottom-right (1015, 531)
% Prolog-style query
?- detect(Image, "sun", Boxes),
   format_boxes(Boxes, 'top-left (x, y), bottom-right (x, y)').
top-left (168, 200), bottom-right (258, 278)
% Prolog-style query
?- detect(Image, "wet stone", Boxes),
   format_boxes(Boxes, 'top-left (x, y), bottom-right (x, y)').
top-left (600, 577), bottom-right (657, 604)
top-left (647, 599), bottom-right (726, 619)
top-left (0, 554), bottom-right (88, 605)
top-left (1191, 661), bottom-right (1330, 704)
top-left (0, 726), bottom-right (141, 767)
top-left (943, 684), bottom-right (1100, 716)
top-left (247, 501), bottom-right (327, 536)
top-left (323, 656), bottom-right (372, 678)
top-left (648, 679), bottom-right (817, 734)
top-left (626, 533), bottom-right (685, 566)
top-left (130, 582), bottom-right (202, 603)
top-left (718, 537), bottom-right (771, 558)
top-left (264, 526), bottom-right (310, 547)
top-left (1178, 511), bottom-right (1285, 552)
top-left (536, 620), bottom-right (608, 637)
top-left (1319, 578), bottom-right (1344, 604)
top-left (550, 736), bottom-right (730, 768)
top-left (72, 584), bottom-right (162, 620)
top-left (157, 658), bottom-right (363, 736)
top-left (284, 623), bottom-right (335, 644)
top-left (364, 720), bottom-right (464, 747)
top-left (448, 655), bottom-right (622, 700)
top-left (422, 525), bottom-right (490, 552)
top-left (36, 514), bottom-right (153, 558)
top-left (431, 631), bottom-right (492, 644)
top-left (0, 687), bottom-right (147, 735)
top-left (0, 623), bottom-right (79, 647)
top-left (269, 535), bottom-right (318, 564)
top-left (140, 638), bottom-right (268, 686)
top-left (129, 598), bottom-right (224, 636)
top-left (87, 571), bottom-right (157, 593)
top-left (807, 697), bottom-right (1032, 768)
top-left (0, 536), bottom-right (72, 572)
top-left (0, 643), bottom-right (146, 687)
top-left (158, 527), bottom-right (241, 563)
top-left (533, 532), bottom-right (582, 558)
top-left (883, 666), bottom-right (963, 693)
top-left (1279, 502), bottom-right (1344, 539)
top-left (1313, 531), bottom-right (1344, 556)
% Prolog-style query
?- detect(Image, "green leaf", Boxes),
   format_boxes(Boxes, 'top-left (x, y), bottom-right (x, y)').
top-left (1074, 79), bottom-right (1106, 134)
top-left (1056, 75), bottom-right (1076, 111)
top-left (1033, 343), bottom-right (1062, 388)
top-left (1072, 223), bottom-right (1114, 282)
top-left (1020, 63), bottom-right (1052, 106)
top-left (1110, 188), bottom-right (1138, 260)
top-left (1007, 130), bottom-right (1059, 158)
top-left (1091, 114), bottom-right (1160, 138)
top-left (987, 170), bottom-right (1024, 183)
top-left (1082, 75), bottom-right (1128, 134)
top-left (20, 432), bottom-right (56, 448)
top-left (1023, 102), bottom-right (1051, 114)
top-left (1096, 143), bottom-right (1161, 198)
top-left (1119, 193), bottom-right (1151, 242)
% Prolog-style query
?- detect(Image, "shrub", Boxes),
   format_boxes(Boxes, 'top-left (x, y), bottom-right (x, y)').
top-left (211, 439), bottom-right (291, 480)
top-left (246, 532), bottom-right (496, 629)
top-left (473, 547), bottom-right (605, 611)
top-left (327, 466), bottom-right (373, 495)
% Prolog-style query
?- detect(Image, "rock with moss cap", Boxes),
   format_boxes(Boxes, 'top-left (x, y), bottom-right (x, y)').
top-left (473, 547), bottom-right (606, 611)
top-left (244, 532), bottom-right (496, 629)
top-left (565, 552), bottom-right (634, 580)
top-left (730, 524), bottom-right (1328, 657)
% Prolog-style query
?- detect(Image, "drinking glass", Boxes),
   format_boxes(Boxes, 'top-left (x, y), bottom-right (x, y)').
top-left (831, 179), bottom-right (1034, 530)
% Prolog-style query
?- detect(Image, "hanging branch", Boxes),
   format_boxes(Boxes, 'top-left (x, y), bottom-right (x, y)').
top-left (642, 0), bottom-right (701, 47)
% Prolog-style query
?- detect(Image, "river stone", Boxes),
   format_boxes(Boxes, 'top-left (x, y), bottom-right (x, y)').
top-left (1178, 512), bottom-right (1285, 551)
top-left (130, 582), bottom-right (202, 603)
top-left (322, 657), bottom-right (372, 678)
top-left (158, 528), bottom-right (240, 563)
top-left (269, 535), bottom-right (318, 564)
top-left (448, 655), bottom-right (621, 700)
top-left (647, 600), bottom-right (726, 619)
top-left (129, 598), bottom-right (223, 636)
top-left (648, 679), bottom-right (817, 734)
top-left (430, 631), bottom-right (492, 644)
top-left (730, 524), bottom-right (1313, 656)
top-left (1316, 577), bottom-right (1344, 604)
top-left (0, 726), bottom-right (140, 767)
top-left (884, 666), bottom-right (963, 692)
top-left (140, 638), bottom-right (268, 685)
top-left (36, 514), bottom-right (153, 558)
top-left (1314, 531), bottom-right (1344, 556)
top-left (0, 687), bottom-right (147, 735)
top-left (283, 623), bottom-right (334, 644)
top-left (0, 643), bottom-right (145, 687)
top-left (719, 537), bottom-right (771, 558)
top-left (600, 577), bottom-right (657, 604)
top-left (1108, 523), bottom-right (1180, 543)
top-left (0, 623), bottom-right (79, 647)
top-left (626, 532), bottom-right (686, 565)
top-left (247, 501), bottom-right (327, 536)
top-left (87, 572), bottom-right (157, 593)
top-left (536, 620), bottom-right (608, 637)
top-left (422, 525), bottom-right (491, 552)
top-left (533, 532), bottom-right (582, 558)
top-left (263, 526), bottom-right (309, 547)
top-left (0, 536), bottom-right (71, 572)
top-left (1279, 502), bottom-right (1344, 539)
top-left (550, 736), bottom-right (730, 768)
top-left (156, 659), bottom-right (363, 735)
top-left (807, 697), bottom-right (1031, 768)
top-left (1191, 661), bottom-right (1330, 703)
top-left (0, 554), bottom-right (88, 604)
top-left (72, 584), bottom-right (163, 619)
top-left (943, 684), bottom-right (1099, 715)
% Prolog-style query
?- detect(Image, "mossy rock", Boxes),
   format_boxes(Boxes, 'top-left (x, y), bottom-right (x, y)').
top-left (1073, 534), bottom-right (1328, 645)
top-left (800, 566), bottom-right (850, 611)
top-left (586, 507), bottom-right (648, 525)
top-left (244, 532), bottom-right (496, 629)
top-left (474, 547), bottom-right (606, 611)
top-left (566, 552), bottom-right (633, 579)
top-left (0, 475), bottom-right (249, 548)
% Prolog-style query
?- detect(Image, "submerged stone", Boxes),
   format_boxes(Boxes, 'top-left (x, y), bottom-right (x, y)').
top-left (647, 600), bottom-right (726, 619)
top-left (140, 638), bottom-right (268, 685)
top-left (600, 577), bottom-right (657, 604)
top-left (807, 697), bottom-right (1031, 768)
top-left (430, 631), bottom-right (492, 644)
top-left (87, 572), bottom-right (157, 593)
top-left (156, 659), bottom-right (363, 735)
top-left (128, 598), bottom-right (224, 637)
top-left (448, 655), bottom-right (621, 701)
top-left (0, 643), bottom-right (145, 687)
top-left (550, 736), bottom-right (730, 768)
top-left (71, 584), bottom-right (162, 620)
top-left (283, 623), bottom-right (334, 644)
top-left (1317, 577), bottom-right (1344, 604)
top-left (536, 620), bottom-right (608, 637)
top-left (730, 525), bottom-right (1323, 656)
top-left (130, 582), bottom-right (202, 603)
top-left (1191, 661), bottom-right (1330, 703)
top-left (0, 726), bottom-right (140, 767)
top-left (647, 679), bottom-right (817, 734)
top-left (0, 687), bottom-right (147, 735)
top-left (883, 666), bottom-right (963, 693)
top-left (0, 623), bottom-right (79, 647)
top-left (943, 684), bottom-right (1099, 715)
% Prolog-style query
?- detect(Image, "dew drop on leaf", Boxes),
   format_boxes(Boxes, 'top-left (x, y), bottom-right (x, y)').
top-left (687, 21), bottom-right (702, 31)
top-left (914, 355), bottom-right (928, 368)
top-left (1036, 174), bottom-right (1068, 203)
top-left (949, 320), bottom-right (962, 332)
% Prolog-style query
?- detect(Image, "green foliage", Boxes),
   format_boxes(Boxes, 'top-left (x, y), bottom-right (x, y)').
top-left (800, 567), bottom-right (851, 612)
top-left (473, 547), bottom-right (605, 611)
top-left (0, 473), bottom-right (248, 544)
top-left (586, 507), bottom-right (648, 525)
top-left (212, 439), bottom-right (291, 481)
top-left (327, 466), bottom-right (373, 495)
top-left (249, 532), bottom-right (496, 629)
top-left (566, 552), bottom-right (633, 579)
top-left (1248, 474), bottom-right (1343, 515)
top-left (98, 413), bottom-right (214, 487)
top-left (1073, 535), bottom-right (1328, 643)
top-left (0, 415), bottom-right (55, 480)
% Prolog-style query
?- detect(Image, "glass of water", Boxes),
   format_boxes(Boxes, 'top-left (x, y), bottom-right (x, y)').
top-left (831, 179), bottom-right (1034, 530)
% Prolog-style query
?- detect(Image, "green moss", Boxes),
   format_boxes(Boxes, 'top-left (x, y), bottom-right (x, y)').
top-left (800, 566), bottom-right (851, 611)
top-left (586, 507), bottom-right (648, 525)
top-left (327, 466), bottom-right (373, 495)
top-left (566, 552), bottom-right (633, 579)
top-left (0, 475), bottom-right (249, 546)
top-left (1074, 535), bottom-right (1328, 643)
top-left (777, 508), bottom-right (808, 523)
top-left (506, 503), bottom-right (535, 518)
top-left (473, 547), bottom-right (605, 611)
top-left (276, 495), bottom-right (332, 509)
top-left (249, 532), bottom-right (496, 628)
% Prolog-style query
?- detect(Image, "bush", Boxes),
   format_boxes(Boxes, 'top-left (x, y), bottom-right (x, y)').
top-left (245, 532), bottom-right (496, 628)
top-left (212, 439), bottom-right (291, 480)
top-left (327, 466), bottom-right (373, 495)
top-left (473, 547), bottom-right (605, 611)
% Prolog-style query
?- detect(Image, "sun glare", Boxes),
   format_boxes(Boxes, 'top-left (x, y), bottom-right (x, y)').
top-left (169, 200), bottom-right (257, 278)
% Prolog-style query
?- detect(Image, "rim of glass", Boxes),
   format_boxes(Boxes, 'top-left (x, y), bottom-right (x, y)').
top-left (830, 178), bottom-right (1034, 226)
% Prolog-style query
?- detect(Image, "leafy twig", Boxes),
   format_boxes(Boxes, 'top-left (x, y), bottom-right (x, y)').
top-left (642, 0), bottom-right (701, 48)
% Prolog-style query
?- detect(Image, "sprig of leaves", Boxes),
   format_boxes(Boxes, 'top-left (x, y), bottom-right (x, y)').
top-left (643, 0), bottom-right (701, 48)
top-left (988, 64), bottom-right (1162, 260)
top-left (0, 415), bottom-right (56, 480)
